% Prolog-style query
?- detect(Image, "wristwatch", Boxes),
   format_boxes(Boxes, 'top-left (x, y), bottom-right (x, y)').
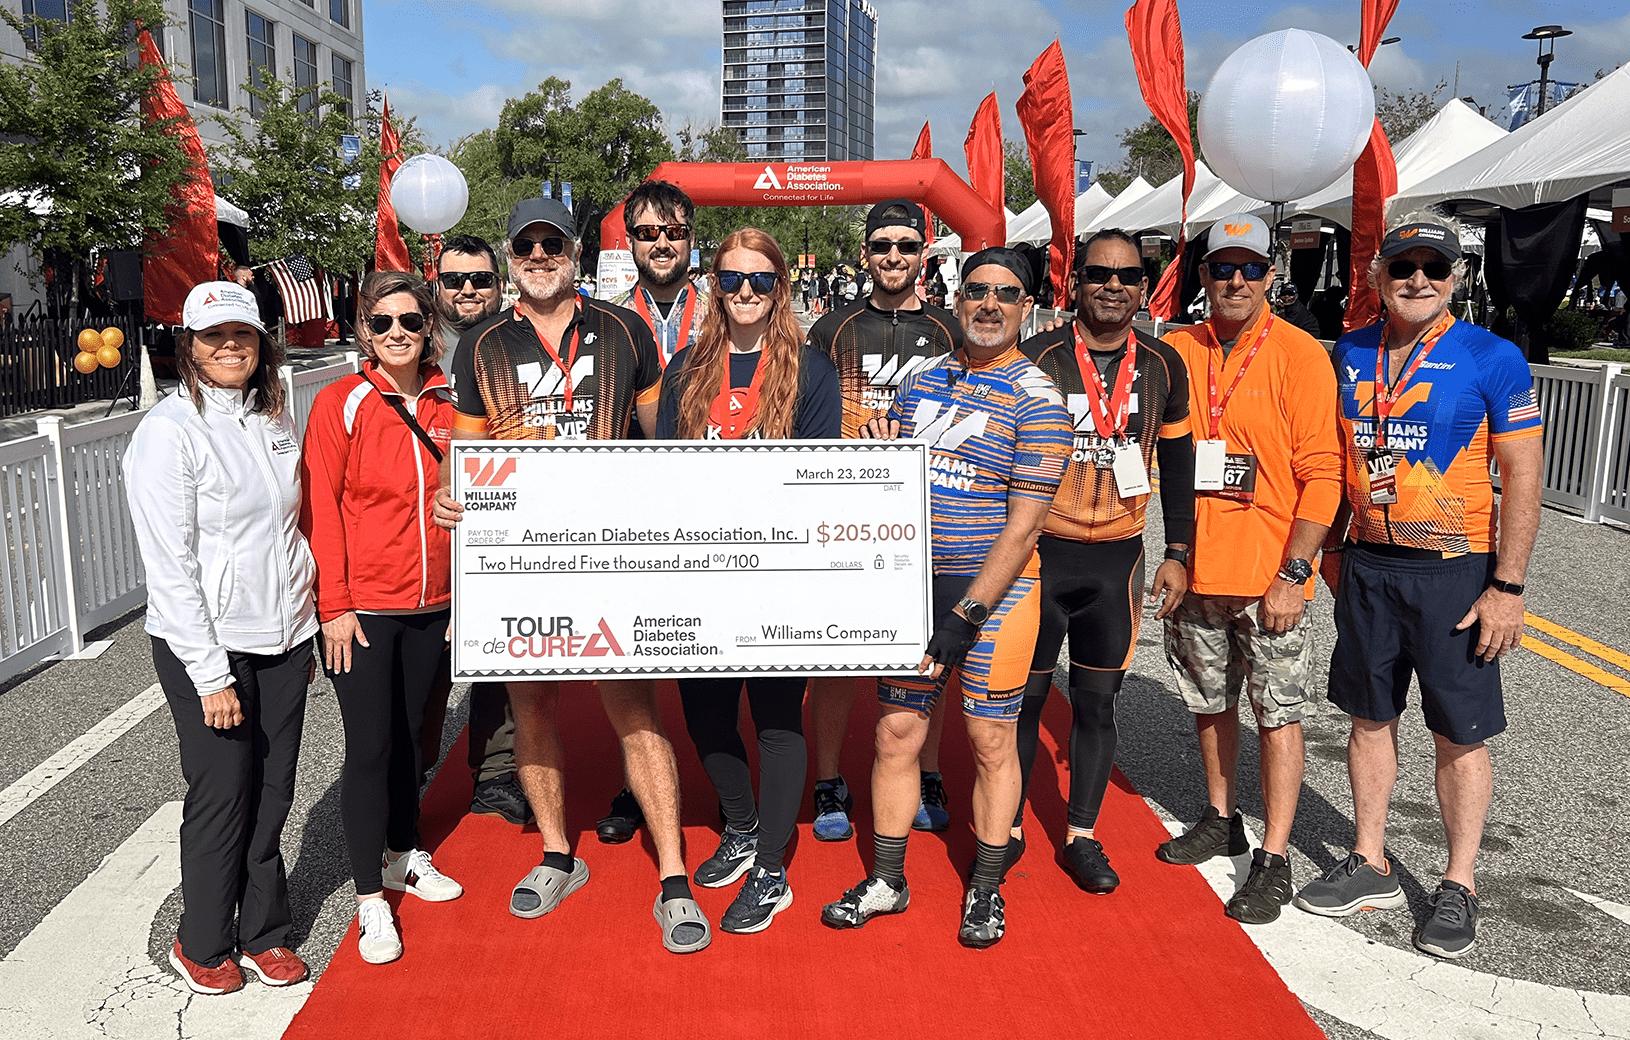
top-left (1164, 546), bottom-right (1191, 565)
top-left (1489, 578), bottom-right (1525, 595)
top-left (956, 597), bottom-right (991, 626)
top-left (1277, 558), bottom-right (1314, 585)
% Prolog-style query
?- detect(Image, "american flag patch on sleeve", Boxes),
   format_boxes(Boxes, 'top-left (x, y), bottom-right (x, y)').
top-left (1014, 451), bottom-right (1066, 482)
top-left (1507, 388), bottom-right (1541, 423)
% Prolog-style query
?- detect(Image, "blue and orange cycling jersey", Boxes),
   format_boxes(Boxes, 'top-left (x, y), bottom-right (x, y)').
top-left (888, 345), bottom-right (1074, 577)
top-left (1333, 317), bottom-right (1543, 555)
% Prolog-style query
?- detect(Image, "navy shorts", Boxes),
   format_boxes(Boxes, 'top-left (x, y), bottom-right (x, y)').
top-left (1328, 545), bottom-right (1506, 745)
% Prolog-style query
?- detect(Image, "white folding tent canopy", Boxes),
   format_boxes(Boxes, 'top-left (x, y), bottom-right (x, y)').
top-left (1081, 176), bottom-right (1156, 232)
top-left (1004, 182), bottom-right (1115, 245)
top-left (1101, 163), bottom-right (1224, 235)
top-left (925, 206), bottom-right (1021, 259)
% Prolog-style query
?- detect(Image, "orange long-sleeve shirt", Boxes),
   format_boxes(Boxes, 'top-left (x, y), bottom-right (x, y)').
top-left (1166, 307), bottom-right (1342, 598)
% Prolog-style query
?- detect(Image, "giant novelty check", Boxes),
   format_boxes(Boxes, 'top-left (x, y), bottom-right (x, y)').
top-left (450, 441), bottom-right (933, 681)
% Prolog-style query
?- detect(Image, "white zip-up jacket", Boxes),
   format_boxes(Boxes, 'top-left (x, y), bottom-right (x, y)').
top-left (124, 385), bottom-right (319, 696)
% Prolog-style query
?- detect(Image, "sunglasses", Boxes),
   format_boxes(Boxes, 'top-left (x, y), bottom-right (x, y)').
top-left (1386, 258), bottom-right (1454, 281)
top-left (961, 282), bottom-right (1025, 305)
top-left (1080, 265), bottom-right (1146, 286)
top-left (511, 235), bottom-right (568, 257)
top-left (632, 223), bottom-right (692, 242)
top-left (367, 312), bottom-right (426, 335)
top-left (1205, 260), bottom-right (1271, 282)
top-left (716, 270), bottom-right (780, 295)
top-left (867, 238), bottom-right (924, 256)
top-left (437, 271), bottom-right (498, 291)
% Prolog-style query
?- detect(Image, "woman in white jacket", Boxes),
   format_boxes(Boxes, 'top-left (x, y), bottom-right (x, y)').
top-left (124, 282), bottom-right (319, 996)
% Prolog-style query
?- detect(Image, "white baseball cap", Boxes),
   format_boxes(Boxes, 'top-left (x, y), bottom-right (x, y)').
top-left (182, 282), bottom-right (266, 333)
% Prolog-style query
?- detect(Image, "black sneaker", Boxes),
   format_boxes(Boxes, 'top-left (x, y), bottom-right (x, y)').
top-left (721, 866), bottom-right (793, 934)
top-left (595, 787), bottom-right (643, 845)
top-left (1002, 833), bottom-right (1026, 881)
top-left (913, 772), bottom-right (950, 832)
top-left (1226, 848), bottom-right (1293, 924)
top-left (1294, 852), bottom-right (1406, 917)
top-left (694, 827), bottom-right (758, 888)
top-left (470, 773), bottom-right (532, 826)
top-left (820, 876), bottom-right (910, 929)
top-left (1414, 880), bottom-right (1479, 959)
top-left (812, 777), bottom-right (855, 842)
top-left (958, 885), bottom-right (1006, 948)
top-left (1061, 837), bottom-right (1119, 894)
top-left (1156, 806), bottom-right (1249, 865)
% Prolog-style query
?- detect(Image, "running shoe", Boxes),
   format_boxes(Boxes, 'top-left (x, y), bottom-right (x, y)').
top-left (1226, 848), bottom-right (1293, 924)
top-left (1061, 837), bottom-right (1119, 894)
top-left (913, 771), bottom-right (950, 832)
top-left (812, 777), bottom-right (855, 842)
top-left (596, 786), bottom-right (643, 844)
top-left (237, 946), bottom-right (308, 986)
top-left (1156, 806), bottom-right (1249, 865)
top-left (820, 877), bottom-right (910, 929)
top-left (694, 827), bottom-right (759, 888)
top-left (1414, 880), bottom-right (1479, 959)
top-left (470, 773), bottom-right (531, 825)
top-left (356, 899), bottom-right (402, 965)
top-left (1294, 852), bottom-right (1406, 917)
top-left (721, 866), bottom-right (794, 934)
top-left (958, 885), bottom-right (1006, 948)
top-left (168, 940), bottom-right (243, 995)
top-left (382, 848), bottom-right (464, 902)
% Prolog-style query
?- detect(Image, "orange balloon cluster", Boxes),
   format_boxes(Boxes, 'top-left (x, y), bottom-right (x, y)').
top-left (73, 327), bottom-right (125, 375)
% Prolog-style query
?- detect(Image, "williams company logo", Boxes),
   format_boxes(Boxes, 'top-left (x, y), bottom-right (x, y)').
top-left (754, 165), bottom-right (784, 190)
top-left (463, 457), bottom-right (516, 487)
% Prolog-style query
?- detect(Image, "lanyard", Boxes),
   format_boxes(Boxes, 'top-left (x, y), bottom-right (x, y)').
top-left (1373, 313), bottom-right (1453, 449)
top-left (1073, 328), bottom-right (1138, 440)
top-left (1204, 316), bottom-right (1274, 440)
top-left (710, 352), bottom-right (767, 439)
top-left (632, 286), bottom-right (698, 369)
top-left (528, 305), bottom-right (582, 410)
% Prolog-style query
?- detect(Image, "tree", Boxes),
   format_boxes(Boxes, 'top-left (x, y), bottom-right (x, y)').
top-left (1004, 139), bottom-right (1036, 213)
top-left (0, 0), bottom-right (187, 317)
top-left (446, 128), bottom-right (530, 248)
top-left (1111, 91), bottom-right (1201, 187)
top-left (1376, 81), bottom-right (1445, 141)
top-left (1096, 170), bottom-right (1133, 196)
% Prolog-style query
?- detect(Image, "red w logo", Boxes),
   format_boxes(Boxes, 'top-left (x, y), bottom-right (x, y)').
top-left (463, 457), bottom-right (517, 487)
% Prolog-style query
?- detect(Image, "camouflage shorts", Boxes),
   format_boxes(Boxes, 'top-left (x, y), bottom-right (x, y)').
top-left (1163, 592), bottom-right (1313, 728)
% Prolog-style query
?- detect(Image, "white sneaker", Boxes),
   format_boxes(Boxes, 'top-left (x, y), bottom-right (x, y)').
top-left (382, 848), bottom-right (464, 902)
top-left (357, 899), bottom-right (402, 965)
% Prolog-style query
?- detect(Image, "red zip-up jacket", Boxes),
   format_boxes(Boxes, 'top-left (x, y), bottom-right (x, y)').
top-left (299, 361), bottom-right (454, 622)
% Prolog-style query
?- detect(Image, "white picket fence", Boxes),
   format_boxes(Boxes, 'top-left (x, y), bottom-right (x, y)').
top-left (0, 355), bottom-right (358, 686)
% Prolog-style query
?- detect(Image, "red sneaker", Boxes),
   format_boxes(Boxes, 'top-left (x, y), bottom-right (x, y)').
top-left (239, 946), bottom-right (309, 986)
top-left (168, 940), bottom-right (244, 995)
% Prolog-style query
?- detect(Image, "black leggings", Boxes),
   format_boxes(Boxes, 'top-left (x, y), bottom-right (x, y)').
top-left (1016, 535), bottom-right (1144, 831)
top-left (329, 609), bottom-right (451, 893)
top-left (678, 677), bottom-right (808, 872)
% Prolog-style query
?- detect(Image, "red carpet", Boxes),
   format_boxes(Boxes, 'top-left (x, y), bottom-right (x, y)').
top-left (285, 683), bottom-right (1325, 1040)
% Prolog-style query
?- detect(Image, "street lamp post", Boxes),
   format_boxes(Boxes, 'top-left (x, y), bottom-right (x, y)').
top-left (1346, 36), bottom-right (1401, 53)
top-left (1522, 24), bottom-right (1572, 117)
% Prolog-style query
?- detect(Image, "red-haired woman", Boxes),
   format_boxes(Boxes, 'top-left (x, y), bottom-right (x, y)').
top-left (655, 228), bottom-right (839, 934)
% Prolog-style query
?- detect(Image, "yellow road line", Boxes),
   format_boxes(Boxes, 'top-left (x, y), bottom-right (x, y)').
top-left (1525, 612), bottom-right (1630, 674)
top-left (1521, 634), bottom-right (1630, 698)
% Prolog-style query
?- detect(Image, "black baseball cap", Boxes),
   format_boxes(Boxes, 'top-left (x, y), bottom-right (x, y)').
top-left (507, 197), bottom-right (577, 241)
top-left (961, 247), bottom-right (1035, 296)
top-left (1380, 221), bottom-right (1461, 260)
top-left (865, 199), bottom-right (927, 239)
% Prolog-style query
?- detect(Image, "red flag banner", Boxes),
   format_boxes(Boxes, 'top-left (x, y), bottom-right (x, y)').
top-left (1344, 0), bottom-right (1401, 332)
top-left (1016, 40), bottom-right (1077, 304)
top-left (375, 95), bottom-right (411, 272)
top-left (138, 29), bottom-right (218, 325)
top-left (910, 121), bottom-right (936, 247)
top-left (964, 92), bottom-right (1005, 241)
top-left (1124, 0), bottom-right (1193, 321)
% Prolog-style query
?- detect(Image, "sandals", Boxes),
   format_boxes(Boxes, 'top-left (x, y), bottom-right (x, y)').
top-left (652, 895), bottom-right (712, 954)
top-left (510, 858), bottom-right (590, 919)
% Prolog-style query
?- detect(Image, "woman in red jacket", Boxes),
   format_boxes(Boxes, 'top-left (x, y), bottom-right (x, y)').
top-left (300, 270), bottom-right (462, 966)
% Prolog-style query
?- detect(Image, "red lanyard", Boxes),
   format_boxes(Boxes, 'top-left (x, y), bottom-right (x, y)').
top-left (709, 352), bottom-right (767, 439)
top-left (632, 287), bottom-right (698, 369)
top-left (1373, 313), bottom-right (1453, 449)
top-left (1073, 328), bottom-right (1138, 439)
top-left (528, 305), bottom-right (582, 410)
top-left (1204, 316), bottom-right (1274, 440)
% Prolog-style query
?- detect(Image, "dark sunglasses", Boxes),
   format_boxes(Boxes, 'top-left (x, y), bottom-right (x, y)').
top-left (867, 238), bottom-right (924, 256)
top-left (1205, 260), bottom-right (1271, 282)
top-left (1386, 258), bottom-right (1454, 281)
top-left (367, 312), bottom-right (426, 335)
top-left (961, 281), bottom-right (1025, 305)
top-left (437, 271), bottom-right (498, 291)
top-left (511, 235), bottom-right (568, 257)
top-left (716, 270), bottom-right (780, 295)
top-left (632, 223), bottom-right (693, 242)
top-left (1080, 265), bottom-right (1146, 286)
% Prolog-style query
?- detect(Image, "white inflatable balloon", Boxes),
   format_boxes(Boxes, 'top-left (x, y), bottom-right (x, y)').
top-left (1198, 29), bottom-right (1376, 203)
top-left (390, 154), bottom-right (469, 234)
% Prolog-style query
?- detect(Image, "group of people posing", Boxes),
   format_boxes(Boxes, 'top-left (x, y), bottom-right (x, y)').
top-left (124, 181), bottom-right (1541, 995)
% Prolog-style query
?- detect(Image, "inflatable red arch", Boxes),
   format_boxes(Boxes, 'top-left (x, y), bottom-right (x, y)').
top-left (599, 159), bottom-right (1005, 252)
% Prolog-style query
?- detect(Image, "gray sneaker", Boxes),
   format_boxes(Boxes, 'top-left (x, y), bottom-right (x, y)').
top-left (1414, 880), bottom-right (1479, 959)
top-left (958, 884), bottom-right (1006, 948)
top-left (1294, 852), bottom-right (1406, 917)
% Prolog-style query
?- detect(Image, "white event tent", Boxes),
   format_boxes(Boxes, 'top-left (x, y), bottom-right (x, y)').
top-left (1005, 182), bottom-right (1115, 245)
top-left (1081, 176), bottom-right (1156, 232)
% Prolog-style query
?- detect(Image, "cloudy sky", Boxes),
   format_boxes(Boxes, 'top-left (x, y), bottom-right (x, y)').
top-left (373, 0), bottom-right (1628, 177)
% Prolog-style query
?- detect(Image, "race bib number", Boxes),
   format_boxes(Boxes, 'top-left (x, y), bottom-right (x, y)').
top-left (1198, 453), bottom-right (1259, 501)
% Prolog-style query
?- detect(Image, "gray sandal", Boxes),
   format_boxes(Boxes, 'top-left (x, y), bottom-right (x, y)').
top-left (510, 858), bottom-right (589, 919)
top-left (652, 895), bottom-right (712, 954)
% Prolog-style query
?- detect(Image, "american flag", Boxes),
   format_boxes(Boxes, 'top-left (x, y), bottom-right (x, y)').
top-left (1508, 388), bottom-right (1541, 424)
top-left (1014, 451), bottom-right (1066, 482)
top-left (266, 255), bottom-right (333, 325)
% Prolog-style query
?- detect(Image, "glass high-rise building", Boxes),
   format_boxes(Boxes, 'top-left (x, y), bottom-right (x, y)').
top-left (721, 0), bottom-right (877, 162)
